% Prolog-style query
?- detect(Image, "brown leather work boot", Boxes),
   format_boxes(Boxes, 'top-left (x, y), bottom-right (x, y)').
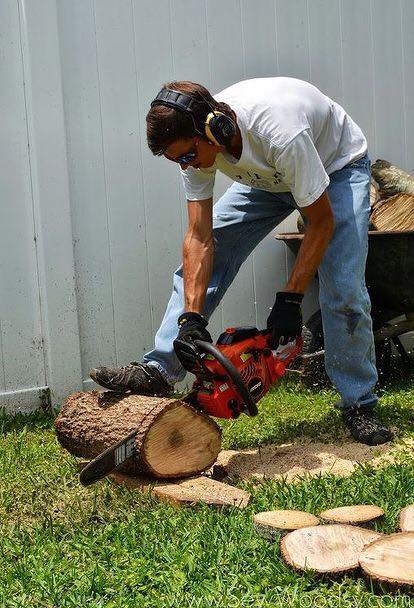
top-left (90, 362), bottom-right (173, 396)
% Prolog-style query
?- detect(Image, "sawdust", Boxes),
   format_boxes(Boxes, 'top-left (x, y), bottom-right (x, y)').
top-left (213, 437), bottom-right (413, 483)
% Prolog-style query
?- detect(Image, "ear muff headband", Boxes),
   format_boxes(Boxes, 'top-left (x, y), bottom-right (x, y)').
top-left (151, 88), bottom-right (236, 146)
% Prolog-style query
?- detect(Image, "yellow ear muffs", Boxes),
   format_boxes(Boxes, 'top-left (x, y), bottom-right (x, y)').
top-left (204, 111), bottom-right (224, 146)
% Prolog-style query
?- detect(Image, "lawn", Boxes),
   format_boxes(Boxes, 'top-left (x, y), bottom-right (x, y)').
top-left (1, 366), bottom-right (414, 607)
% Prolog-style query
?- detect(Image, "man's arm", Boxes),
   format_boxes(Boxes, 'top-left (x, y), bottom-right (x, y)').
top-left (183, 197), bottom-right (214, 313)
top-left (284, 190), bottom-right (335, 294)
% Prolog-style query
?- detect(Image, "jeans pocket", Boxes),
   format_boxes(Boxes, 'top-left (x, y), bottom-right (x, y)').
top-left (347, 154), bottom-right (370, 170)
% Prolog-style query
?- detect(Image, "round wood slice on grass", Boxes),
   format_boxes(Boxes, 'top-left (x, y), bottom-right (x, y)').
top-left (400, 506), bottom-right (414, 532)
top-left (253, 510), bottom-right (319, 540)
top-left (55, 391), bottom-right (221, 479)
top-left (281, 525), bottom-right (381, 574)
top-left (319, 505), bottom-right (384, 526)
top-left (359, 532), bottom-right (414, 589)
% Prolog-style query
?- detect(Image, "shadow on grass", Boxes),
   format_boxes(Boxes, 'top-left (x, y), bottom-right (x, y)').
top-left (0, 407), bottom-right (56, 435)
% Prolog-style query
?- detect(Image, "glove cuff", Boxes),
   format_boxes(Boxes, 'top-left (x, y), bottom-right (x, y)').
top-left (275, 291), bottom-right (304, 305)
top-left (177, 311), bottom-right (208, 328)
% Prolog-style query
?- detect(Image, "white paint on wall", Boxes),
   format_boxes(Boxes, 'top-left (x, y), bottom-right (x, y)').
top-left (1, 0), bottom-right (413, 411)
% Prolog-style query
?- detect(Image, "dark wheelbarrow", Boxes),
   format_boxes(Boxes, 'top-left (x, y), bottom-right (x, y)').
top-left (276, 230), bottom-right (414, 382)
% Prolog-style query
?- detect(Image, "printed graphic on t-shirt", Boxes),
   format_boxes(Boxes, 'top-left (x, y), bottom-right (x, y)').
top-left (234, 170), bottom-right (285, 190)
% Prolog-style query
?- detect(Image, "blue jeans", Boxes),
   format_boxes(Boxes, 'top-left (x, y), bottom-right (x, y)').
top-left (143, 153), bottom-right (378, 410)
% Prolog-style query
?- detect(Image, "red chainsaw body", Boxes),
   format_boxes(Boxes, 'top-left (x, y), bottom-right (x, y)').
top-left (190, 327), bottom-right (302, 419)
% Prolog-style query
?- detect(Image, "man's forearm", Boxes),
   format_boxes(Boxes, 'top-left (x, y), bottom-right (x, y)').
top-left (284, 220), bottom-right (334, 294)
top-left (183, 231), bottom-right (214, 313)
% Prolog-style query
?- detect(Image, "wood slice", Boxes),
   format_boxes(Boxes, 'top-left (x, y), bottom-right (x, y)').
top-left (253, 510), bottom-right (319, 540)
top-left (371, 159), bottom-right (414, 197)
top-left (319, 505), bottom-right (384, 526)
top-left (110, 472), bottom-right (250, 508)
top-left (400, 506), bottom-right (414, 532)
top-left (359, 532), bottom-right (414, 588)
top-left (55, 391), bottom-right (221, 479)
top-left (281, 525), bottom-right (381, 574)
top-left (371, 193), bottom-right (414, 231)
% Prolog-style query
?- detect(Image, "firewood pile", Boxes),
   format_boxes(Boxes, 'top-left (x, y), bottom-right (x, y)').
top-left (254, 504), bottom-right (414, 592)
top-left (370, 160), bottom-right (414, 232)
top-left (296, 159), bottom-right (414, 233)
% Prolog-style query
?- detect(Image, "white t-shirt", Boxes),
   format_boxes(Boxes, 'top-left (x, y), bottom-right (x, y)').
top-left (181, 77), bottom-right (367, 208)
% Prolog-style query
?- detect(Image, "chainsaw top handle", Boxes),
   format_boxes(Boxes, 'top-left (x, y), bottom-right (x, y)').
top-left (193, 339), bottom-right (259, 417)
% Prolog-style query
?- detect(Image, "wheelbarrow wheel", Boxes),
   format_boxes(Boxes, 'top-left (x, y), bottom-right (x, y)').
top-left (300, 310), bottom-right (392, 388)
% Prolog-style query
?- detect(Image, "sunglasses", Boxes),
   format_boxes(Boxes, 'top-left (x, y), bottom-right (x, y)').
top-left (164, 139), bottom-right (199, 165)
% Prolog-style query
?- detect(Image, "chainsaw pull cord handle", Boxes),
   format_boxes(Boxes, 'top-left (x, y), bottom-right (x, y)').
top-left (193, 339), bottom-right (258, 417)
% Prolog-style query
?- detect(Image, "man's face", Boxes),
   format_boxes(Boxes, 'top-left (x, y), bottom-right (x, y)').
top-left (164, 137), bottom-right (222, 170)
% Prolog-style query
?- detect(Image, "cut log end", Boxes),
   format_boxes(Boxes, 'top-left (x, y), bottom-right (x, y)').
top-left (142, 401), bottom-right (222, 477)
top-left (253, 510), bottom-right (319, 540)
top-left (359, 532), bottom-right (414, 588)
top-left (319, 505), bottom-right (384, 526)
top-left (280, 524), bottom-right (381, 574)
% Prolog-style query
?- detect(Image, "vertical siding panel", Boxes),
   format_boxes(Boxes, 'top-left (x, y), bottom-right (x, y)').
top-left (340, 0), bottom-right (375, 154)
top-left (307, 0), bottom-right (343, 103)
top-left (93, 1), bottom-right (153, 363)
top-left (370, 0), bottom-right (405, 167)
top-left (131, 0), bottom-right (183, 336)
top-left (241, 0), bottom-right (277, 78)
top-left (401, 0), bottom-right (414, 171)
top-left (57, 0), bottom-right (116, 377)
top-left (0, 0), bottom-right (45, 390)
top-left (276, 0), bottom-right (311, 80)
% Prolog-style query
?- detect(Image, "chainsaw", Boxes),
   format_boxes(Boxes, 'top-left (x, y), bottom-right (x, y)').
top-left (79, 326), bottom-right (302, 486)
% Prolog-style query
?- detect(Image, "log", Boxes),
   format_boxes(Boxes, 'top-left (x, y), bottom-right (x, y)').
top-left (371, 159), bottom-right (414, 198)
top-left (253, 510), bottom-right (319, 540)
top-left (400, 506), bottom-right (414, 532)
top-left (111, 472), bottom-right (250, 508)
top-left (319, 505), bottom-right (384, 526)
top-left (55, 391), bottom-right (221, 479)
top-left (370, 181), bottom-right (380, 207)
top-left (280, 524), bottom-right (381, 574)
top-left (359, 532), bottom-right (414, 589)
top-left (370, 193), bottom-right (414, 232)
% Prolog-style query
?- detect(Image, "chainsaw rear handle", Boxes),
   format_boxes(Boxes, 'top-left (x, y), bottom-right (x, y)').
top-left (193, 339), bottom-right (259, 417)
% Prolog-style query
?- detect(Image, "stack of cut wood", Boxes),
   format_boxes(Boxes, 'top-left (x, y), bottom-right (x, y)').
top-left (370, 160), bottom-right (414, 231)
top-left (253, 504), bottom-right (414, 592)
top-left (296, 159), bottom-right (414, 233)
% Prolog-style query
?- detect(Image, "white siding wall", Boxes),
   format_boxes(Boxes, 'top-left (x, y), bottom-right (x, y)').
top-left (1, 0), bottom-right (413, 412)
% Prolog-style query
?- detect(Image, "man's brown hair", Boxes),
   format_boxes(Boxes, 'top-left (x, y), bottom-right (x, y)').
top-left (146, 80), bottom-right (232, 155)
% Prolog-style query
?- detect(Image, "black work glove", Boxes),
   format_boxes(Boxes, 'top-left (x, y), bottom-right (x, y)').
top-left (173, 312), bottom-right (213, 371)
top-left (267, 291), bottom-right (304, 347)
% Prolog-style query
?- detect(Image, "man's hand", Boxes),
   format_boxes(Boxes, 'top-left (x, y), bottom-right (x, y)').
top-left (174, 312), bottom-right (213, 371)
top-left (267, 292), bottom-right (303, 347)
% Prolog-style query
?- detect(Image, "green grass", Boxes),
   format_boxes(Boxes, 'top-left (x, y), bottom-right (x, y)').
top-left (1, 367), bottom-right (414, 608)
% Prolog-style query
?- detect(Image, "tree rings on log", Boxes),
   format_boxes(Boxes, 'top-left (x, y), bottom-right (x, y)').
top-left (319, 505), bottom-right (384, 526)
top-left (280, 525), bottom-right (381, 574)
top-left (110, 472), bottom-right (250, 508)
top-left (370, 193), bottom-right (414, 232)
top-left (253, 510), bottom-right (319, 540)
top-left (400, 506), bottom-right (414, 532)
top-left (359, 532), bottom-right (414, 589)
top-left (55, 391), bottom-right (221, 479)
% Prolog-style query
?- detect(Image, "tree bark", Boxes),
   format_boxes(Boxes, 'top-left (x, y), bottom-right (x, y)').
top-left (371, 159), bottom-right (414, 198)
top-left (55, 390), bottom-right (222, 479)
